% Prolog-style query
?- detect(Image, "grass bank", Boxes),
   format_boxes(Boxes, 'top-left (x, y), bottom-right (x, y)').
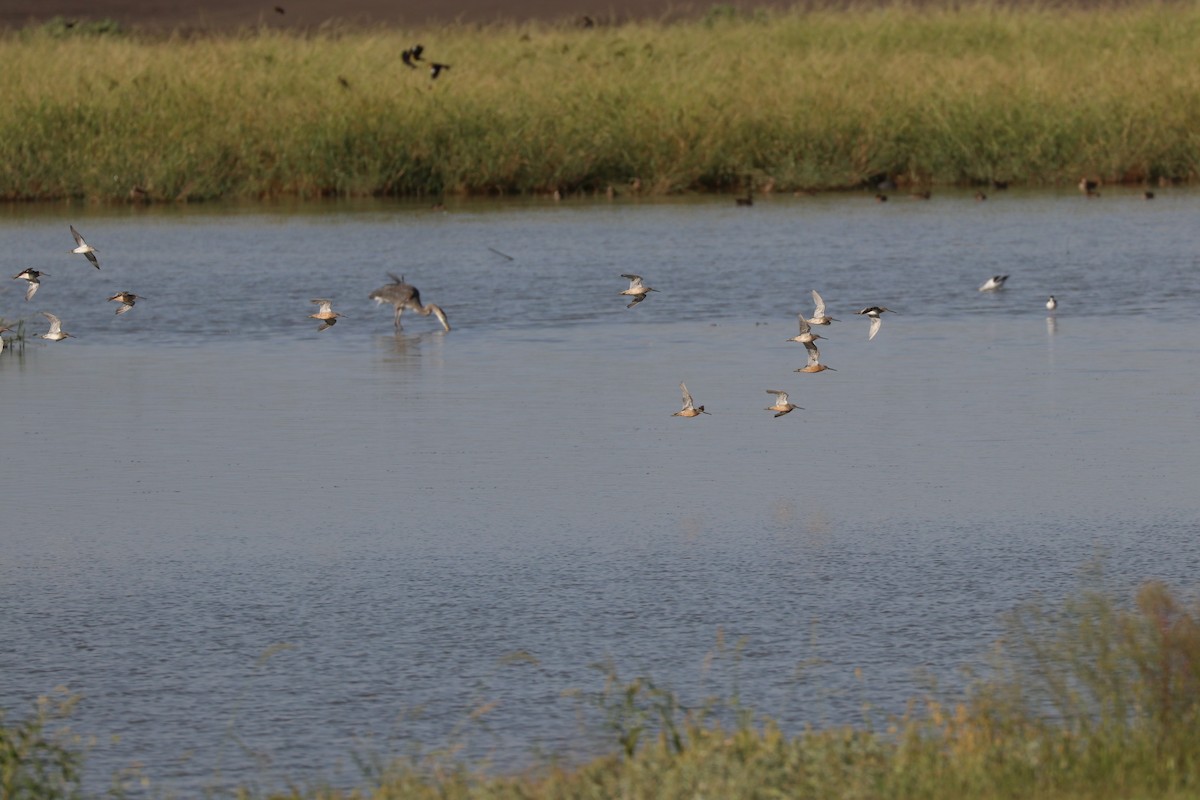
top-left (2, 4), bottom-right (1200, 201)
top-left (6, 579), bottom-right (1200, 799)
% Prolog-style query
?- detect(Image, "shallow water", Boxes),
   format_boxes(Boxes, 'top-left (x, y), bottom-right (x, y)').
top-left (2, 190), bottom-right (1199, 794)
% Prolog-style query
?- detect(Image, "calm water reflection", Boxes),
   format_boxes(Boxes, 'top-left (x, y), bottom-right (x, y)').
top-left (2, 192), bottom-right (1199, 794)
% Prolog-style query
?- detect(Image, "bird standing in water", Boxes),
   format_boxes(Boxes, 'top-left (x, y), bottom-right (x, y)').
top-left (369, 274), bottom-right (450, 332)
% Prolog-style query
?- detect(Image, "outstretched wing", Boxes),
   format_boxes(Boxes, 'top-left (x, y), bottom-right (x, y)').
top-left (679, 382), bottom-right (695, 410)
top-left (796, 314), bottom-right (811, 335)
top-left (811, 290), bottom-right (826, 319)
top-left (868, 315), bottom-right (882, 340)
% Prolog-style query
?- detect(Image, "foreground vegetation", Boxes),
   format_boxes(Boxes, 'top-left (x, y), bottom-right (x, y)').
top-left (2, 3), bottom-right (1200, 201)
top-left (5, 579), bottom-right (1200, 799)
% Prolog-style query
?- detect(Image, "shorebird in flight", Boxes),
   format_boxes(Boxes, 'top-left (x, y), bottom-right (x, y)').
top-left (795, 341), bottom-right (835, 372)
top-left (785, 314), bottom-right (824, 346)
top-left (978, 275), bottom-right (1008, 292)
top-left (806, 290), bottom-right (837, 325)
top-left (309, 298), bottom-right (343, 331)
top-left (619, 274), bottom-right (658, 308)
top-left (13, 268), bottom-right (46, 301)
top-left (856, 306), bottom-right (895, 341)
top-left (38, 312), bottom-right (73, 341)
top-left (108, 291), bottom-right (142, 315)
top-left (69, 226), bottom-right (100, 269)
top-left (672, 382), bottom-right (710, 417)
top-left (369, 274), bottom-right (450, 331)
top-left (765, 390), bottom-right (802, 418)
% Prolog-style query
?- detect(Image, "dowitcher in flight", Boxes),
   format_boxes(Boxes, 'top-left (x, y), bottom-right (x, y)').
top-left (13, 268), bottom-right (46, 301)
top-left (69, 226), bottom-right (100, 269)
top-left (309, 298), bottom-right (343, 331)
top-left (806, 290), bottom-right (837, 325)
top-left (795, 341), bottom-right (835, 372)
top-left (107, 291), bottom-right (143, 315)
top-left (856, 306), bottom-right (895, 341)
top-left (765, 390), bottom-right (802, 418)
top-left (38, 312), bottom-right (73, 341)
top-left (672, 382), bottom-right (710, 417)
top-left (619, 274), bottom-right (658, 308)
top-left (786, 314), bottom-right (824, 346)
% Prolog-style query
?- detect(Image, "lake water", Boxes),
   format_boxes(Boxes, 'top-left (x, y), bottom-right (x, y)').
top-left (2, 190), bottom-right (1199, 795)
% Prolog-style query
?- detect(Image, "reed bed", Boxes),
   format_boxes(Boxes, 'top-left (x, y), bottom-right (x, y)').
top-left (2, 4), bottom-right (1200, 200)
top-left (5, 580), bottom-right (1200, 798)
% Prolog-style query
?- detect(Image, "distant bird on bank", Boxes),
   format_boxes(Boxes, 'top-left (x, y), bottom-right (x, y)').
top-left (672, 383), bottom-right (710, 417)
top-left (975, 191), bottom-right (988, 201)
top-left (309, 298), bottom-right (343, 331)
top-left (38, 312), bottom-right (73, 341)
top-left (369, 274), bottom-right (450, 332)
top-left (765, 390), bottom-right (801, 418)
top-left (107, 291), bottom-right (142, 315)
top-left (430, 63), bottom-right (451, 79)
top-left (979, 275), bottom-right (1008, 292)
top-left (69, 226), bottom-right (100, 269)
top-left (13, 268), bottom-right (46, 301)
top-left (619, 274), bottom-right (658, 308)
top-left (856, 306), bottom-right (896, 341)
top-left (273, 5), bottom-right (285, 14)
top-left (1079, 177), bottom-right (1099, 195)
top-left (1046, 295), bottom-right (1058, 312)
top-left (806, 290), bottom-right (837, 326)
top-left (795, 341), bottom-right (835, 372)
top-left (401, 44), bottom-right (424, 67)
top-left (0, 325), bottom-right (10, 353)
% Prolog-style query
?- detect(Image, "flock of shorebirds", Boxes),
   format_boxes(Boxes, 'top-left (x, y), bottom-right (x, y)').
top-left (619, 271), bottom-right (1058, 419)
top-left (0, 226), bottom-right (451, 351)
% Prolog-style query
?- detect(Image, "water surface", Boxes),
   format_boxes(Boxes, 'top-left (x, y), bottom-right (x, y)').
top-left (2, 190), bottom-right (1198, 794)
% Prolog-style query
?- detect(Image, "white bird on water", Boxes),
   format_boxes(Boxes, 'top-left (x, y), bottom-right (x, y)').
top-left (1046, 295), bottom-right (1058, 311)
top-left (979, 274), bottom-right (1008, 292)
top-left (38, 312), bottom-right (73, 341)
top-left (69, 226), bottom-right (100, 269)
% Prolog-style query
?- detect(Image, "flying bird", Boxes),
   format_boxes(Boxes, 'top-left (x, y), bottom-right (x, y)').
top-left (309, 298), bottom-right (343, 331)
top-left (806, 290), bottom-right (837, 325)
top-left (107, 291), bottom-right (143, 315)
top-left (795, 341), bottom-right (835, 372)
top-left (13, 268), bottom-right (46, 301)
top-left (430, 63), bottom-right (451, 79)
top-left (619, 274), bottom-right (658, 309)
top-left (401, 45), bottom-right (424, 68)
top-left (856, 306), bottom-right (896, 341)
top-left (978, 275), bottom-right (1008, 292)
top-left (38, 312), bottom-right (73, 341)
top-left (672, 382), bottom-right (710, 417)
top-left (765, 390), bottom-right (802, 418)
top-left (785, 314), bottom-right (824, 346)
top-left (69, 226), bottom-right (100, 269)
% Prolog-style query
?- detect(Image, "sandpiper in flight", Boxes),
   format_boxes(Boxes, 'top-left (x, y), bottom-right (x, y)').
top-left (672, 382), bottom-right (710, 417)
top-left (806, 290), bottom-right (838, 325)
top-left (69, 226), bottom-right (100, 269)
top-left (13, 268), bottom-right (46, 301)
top-left (38, 312), bottom-right (73, 341)
top-left (309, 298), bottom-right (343, 331)
top-left (765, 390), bottom-right (802, 418)
top-left (795, 341), bottom-right (835, 372)
top-left (108, 291), bottom-right (143, 315)
top-left (619, 274), bottom-right (658, 308)
top-left (856, 306), bottom-right (895, 341)
top-left (785, 314), bottom-right (824, 346)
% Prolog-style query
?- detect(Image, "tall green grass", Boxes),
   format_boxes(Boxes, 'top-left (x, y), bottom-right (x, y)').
top-left (3, 4), bottom-right (1200, 201)
top-left (5, 580), bottom-right (1200, 798)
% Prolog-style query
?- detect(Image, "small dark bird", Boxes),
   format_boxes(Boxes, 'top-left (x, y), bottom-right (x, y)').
top-left (430, 63), bottom-right (451, 79)
top-left (1143, 191), bottom-right (1155, 200)
top-left (274, 5), bottom-right (285, 14)
top-left (875, 193), bottom-right (888, 203)
top-left (338, 76), bottom-right (350, 89)
top-left (975, 191), bottom-right (988, 201)
top-left (401, 45), bottom-right (425, 68)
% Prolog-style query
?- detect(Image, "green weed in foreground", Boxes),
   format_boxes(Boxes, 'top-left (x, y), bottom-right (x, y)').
top-left (3, 4), bottom-right (1200, 201)
top-left (0, 689), bottom-right (82, 800)
top-left (6, 580), bottom-right (1200, 799)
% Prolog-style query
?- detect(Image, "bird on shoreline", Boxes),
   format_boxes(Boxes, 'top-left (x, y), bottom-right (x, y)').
top-left (856, 306), bottom-right (895, 341)
top-left (0, 325), bottom-right (10, 353)
top-left (309, 298), bottom-right (343, 331)
top-left (806, 290), bottom-right (838, 326)
top-left (369, 274), bottom-right (450, 332)
top-left (13, 268), bottom-right (46, 301)
top-left (38, 312), bottom-right (73, 341)
top-left (69, 226), bottom-right (100, 269)
top-left (619, 274), bottom-right (658, 308)
top-left (765, 390), bottom-right (801, 418)
top-left (672, 382), bottom-right (710, 417)
top-left (108, 291), bottom-right (142, 315)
